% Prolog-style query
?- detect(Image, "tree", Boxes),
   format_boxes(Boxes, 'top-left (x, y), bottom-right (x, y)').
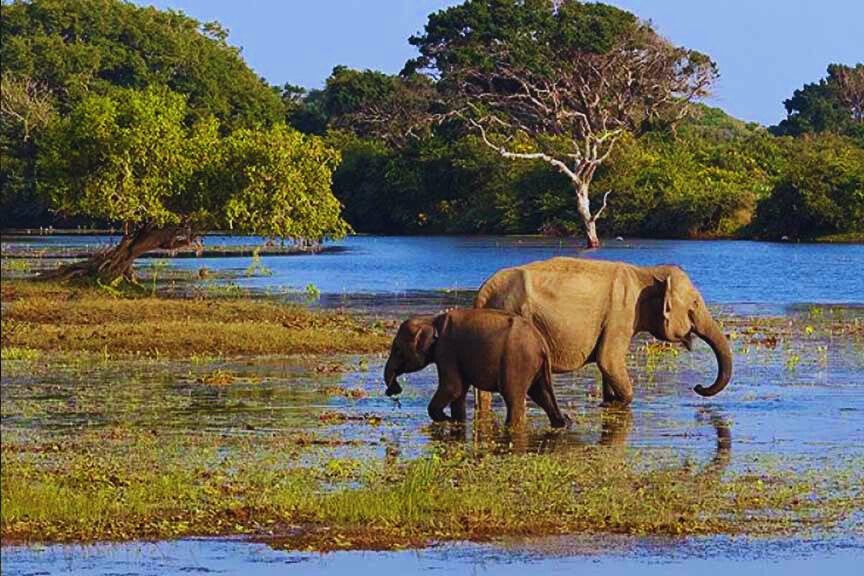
top-left (752, 134), bottom-right (864, 239)
top-left (0, 73), bottom-right (56, 225)
top-left (594, 131), bottom-right (782, 238)
top-left (404, 0), bottom-right (717, 247)
top-left (289, 66), bottom-right (437, 146)
top-left (0, 0), bottom-right (284, 127)
top-left (771, 63), bottom-right (864, 141)
top-left (38, 87), bottom-right (347, 281)
top-left (0, 0), bottom-right (286, 228)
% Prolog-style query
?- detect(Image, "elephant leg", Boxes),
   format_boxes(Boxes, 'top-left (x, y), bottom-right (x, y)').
top-left (597, 335), bottom-right (634, 407)
top-left (602, 375), bottom-right (621, 403)
top-left (474, 389), bottom-right (493, 414)
top-left (429, 365), bottom-right (464, 422)
top-left (428, 387), bottom-right (455, 422)
top-left (450, 388), bottom-right (469, 423)
top-left (527, 379), bottom-right (569, 428)
top-left (501, 387), bottom-right (527, 428)
top-left (597, 365), bottom-right (633, 407)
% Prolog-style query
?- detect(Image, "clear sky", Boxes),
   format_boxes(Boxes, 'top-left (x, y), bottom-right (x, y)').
top-left (138, 0), bottom-right (863, 126)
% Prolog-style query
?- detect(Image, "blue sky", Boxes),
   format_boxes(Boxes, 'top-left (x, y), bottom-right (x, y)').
top-left (138, 0), bottom-right (863, 126)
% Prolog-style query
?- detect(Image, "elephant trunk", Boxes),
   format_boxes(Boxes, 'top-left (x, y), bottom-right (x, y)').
top-left (692, 309), bottom-right (733, 397)
top-left (383, 357), bottom-right (402, 397)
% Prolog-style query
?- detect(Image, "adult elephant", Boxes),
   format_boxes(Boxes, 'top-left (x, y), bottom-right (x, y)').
top-left (473, 257), bottom-right (732, 406)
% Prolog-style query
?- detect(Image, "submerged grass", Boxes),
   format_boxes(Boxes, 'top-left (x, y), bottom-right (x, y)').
top-left (1, 280), bottom-right (390, 357)
top-left (2, 431), bottom-right (861, 549)
top-left (3, 279), bottom-right (864, 551)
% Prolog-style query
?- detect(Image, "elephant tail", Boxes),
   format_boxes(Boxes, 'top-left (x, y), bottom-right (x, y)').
top-left (541, 335), bottom-right (554, 391)
top-left (473, 281), bottom-right (492, 308)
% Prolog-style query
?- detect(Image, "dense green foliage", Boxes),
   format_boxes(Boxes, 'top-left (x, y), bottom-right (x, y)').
top-left (299, 56), bottom-right (861, 241)
top-left (0, 0), bottom-right (283, 126)
top-left (400, 0), bottom-right (718, 246)
top-left (1, 0), bottom-right (861, 243)
top-left (405, 0), bottom-right (639, 74)
top-left (38, 87), bottom-right (215, 227)
top-left (38, 86), bottom-right (346, 241)
top-left (752, 134), bottom-right (864, 239)
top-left (0, 0), bottom-right (286, 228)
top-left (771, 64), bottom-right (864, 143)
top-left (294, 69), bottom-right (778, 238)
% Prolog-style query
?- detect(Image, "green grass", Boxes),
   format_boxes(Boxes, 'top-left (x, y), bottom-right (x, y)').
top-left (0, 347), bottom-right (42, 361)
top-left (3, 280), bottom-right (863, 551)
top-left (2, 430), bottom-right (861, 549)
top-left (813, 232), bottom-right (864, 244)
top-left (1, 280), bottom-right (390, 358)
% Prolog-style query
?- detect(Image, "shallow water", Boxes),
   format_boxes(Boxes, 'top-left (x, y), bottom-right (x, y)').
top-left (3, 534), bottom-right (863, 576)
top-left (2, 235), bottom-right (863, 572)
top-left (4, 234), bottom-right (864, 305)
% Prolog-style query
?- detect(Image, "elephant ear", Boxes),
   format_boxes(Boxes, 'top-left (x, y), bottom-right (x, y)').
top-left (663, 275), bottom-right (674, 322)
top-left (662, 269), bottom-right (694, 336)
top-left (662, 272), bottom-right (685, 333)
top-left (415, 313), bottom-right (450, 356)
top-left (415, 324), bottom-right (435, 355)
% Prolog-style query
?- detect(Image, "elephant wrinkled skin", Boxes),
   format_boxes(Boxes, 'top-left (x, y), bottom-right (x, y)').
top-left (383, 308), bottom-right (570, 428)
top-left (474, 257), bottom-right (733, 406)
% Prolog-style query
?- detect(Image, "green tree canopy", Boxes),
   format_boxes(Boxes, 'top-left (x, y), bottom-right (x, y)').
top-left (0, 0), bottom-right (284, 126)
top-left (0, 0), bottom-right (287, 228)
top-left (402, 0), bottom-right (717, 247)
top-left (771, 64), bottom-right (864, 142)
top-left (752, 134), bottom-right (864, 239)
top-left (38, 87), bottom-right (346, 281)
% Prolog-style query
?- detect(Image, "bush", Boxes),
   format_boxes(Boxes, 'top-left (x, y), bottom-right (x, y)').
top-left (752, 134), bottom-right (864, 239)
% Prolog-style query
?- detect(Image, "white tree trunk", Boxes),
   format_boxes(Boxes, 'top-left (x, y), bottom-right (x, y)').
top-left (574, 180), bottom-right (600, 248)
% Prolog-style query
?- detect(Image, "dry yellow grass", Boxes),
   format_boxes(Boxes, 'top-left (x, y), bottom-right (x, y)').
top-left (1, 281), bottom-right (390, 358)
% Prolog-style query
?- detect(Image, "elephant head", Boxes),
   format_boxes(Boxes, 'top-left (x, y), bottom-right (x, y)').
top-left (656, 267), bottom-right (733, 397)
top-left (383, 315), bottom-right (445, 397)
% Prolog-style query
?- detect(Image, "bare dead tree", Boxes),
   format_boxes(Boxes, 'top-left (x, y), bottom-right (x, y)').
top-left (0, 73), bottom-right (56, 141)
top-left (435, 27), bottom-right (717, 247)
top-left (833, 64), bottom-right (864, 123)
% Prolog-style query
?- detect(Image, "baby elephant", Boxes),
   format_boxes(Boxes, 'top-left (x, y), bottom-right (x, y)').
top-left (383, 308), bottom-right (569, 428)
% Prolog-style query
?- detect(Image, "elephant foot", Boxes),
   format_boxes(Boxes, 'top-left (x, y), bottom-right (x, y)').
top-left (550, 413), bottom-right (572, 429)
top-left (600, 399), bottom-right (632, 408)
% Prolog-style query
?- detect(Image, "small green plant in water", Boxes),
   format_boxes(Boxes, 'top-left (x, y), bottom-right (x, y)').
top-left (245, 248), bottom-right (273, 277)
top-left (0, 347), bottom-right (41, 361)
top-left (785, 351), bottom-right (802, 372)
top-left (96, 276), bottom-right (126, 298)
top-left (1, 259), bottom-right (33, 275)
top-left (148, 259), bottom-right (170, 296)
top-left (305, 283), bottom-right (321, 302)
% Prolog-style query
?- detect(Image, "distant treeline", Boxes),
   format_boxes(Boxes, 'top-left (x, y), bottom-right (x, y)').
top-left (1, 0), bottom-right (862, 242)
top-left (292, 65), bottom-right (863, 241)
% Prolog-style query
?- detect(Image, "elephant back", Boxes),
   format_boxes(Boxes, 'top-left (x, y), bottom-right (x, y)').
top-left (475, 258), bottom-right (620, 371)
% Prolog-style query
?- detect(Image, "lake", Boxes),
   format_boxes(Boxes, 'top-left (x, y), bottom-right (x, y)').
top-left (5, 234), bottom-right (864, 308)
top-left (2, 235), bottom-right (863, 575)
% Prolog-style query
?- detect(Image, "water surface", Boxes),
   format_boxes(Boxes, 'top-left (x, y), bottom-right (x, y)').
top-left (4, 235), bottom-right (863, 306)
top-left (2, 235), bottom-right (863, 573)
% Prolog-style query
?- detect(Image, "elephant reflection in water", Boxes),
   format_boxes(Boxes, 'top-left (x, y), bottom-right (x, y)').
top-left (431, 406), bottom-right (634, 454)
top-left (425, 406), bottom-right (732, 479)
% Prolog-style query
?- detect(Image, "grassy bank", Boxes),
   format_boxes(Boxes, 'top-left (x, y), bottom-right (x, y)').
top-left (0, 281), bottom-right (390, 358)
top-left (3, 427), bottom-right (861, 549)
top-left (2, 280), bottom-right (863, 551)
